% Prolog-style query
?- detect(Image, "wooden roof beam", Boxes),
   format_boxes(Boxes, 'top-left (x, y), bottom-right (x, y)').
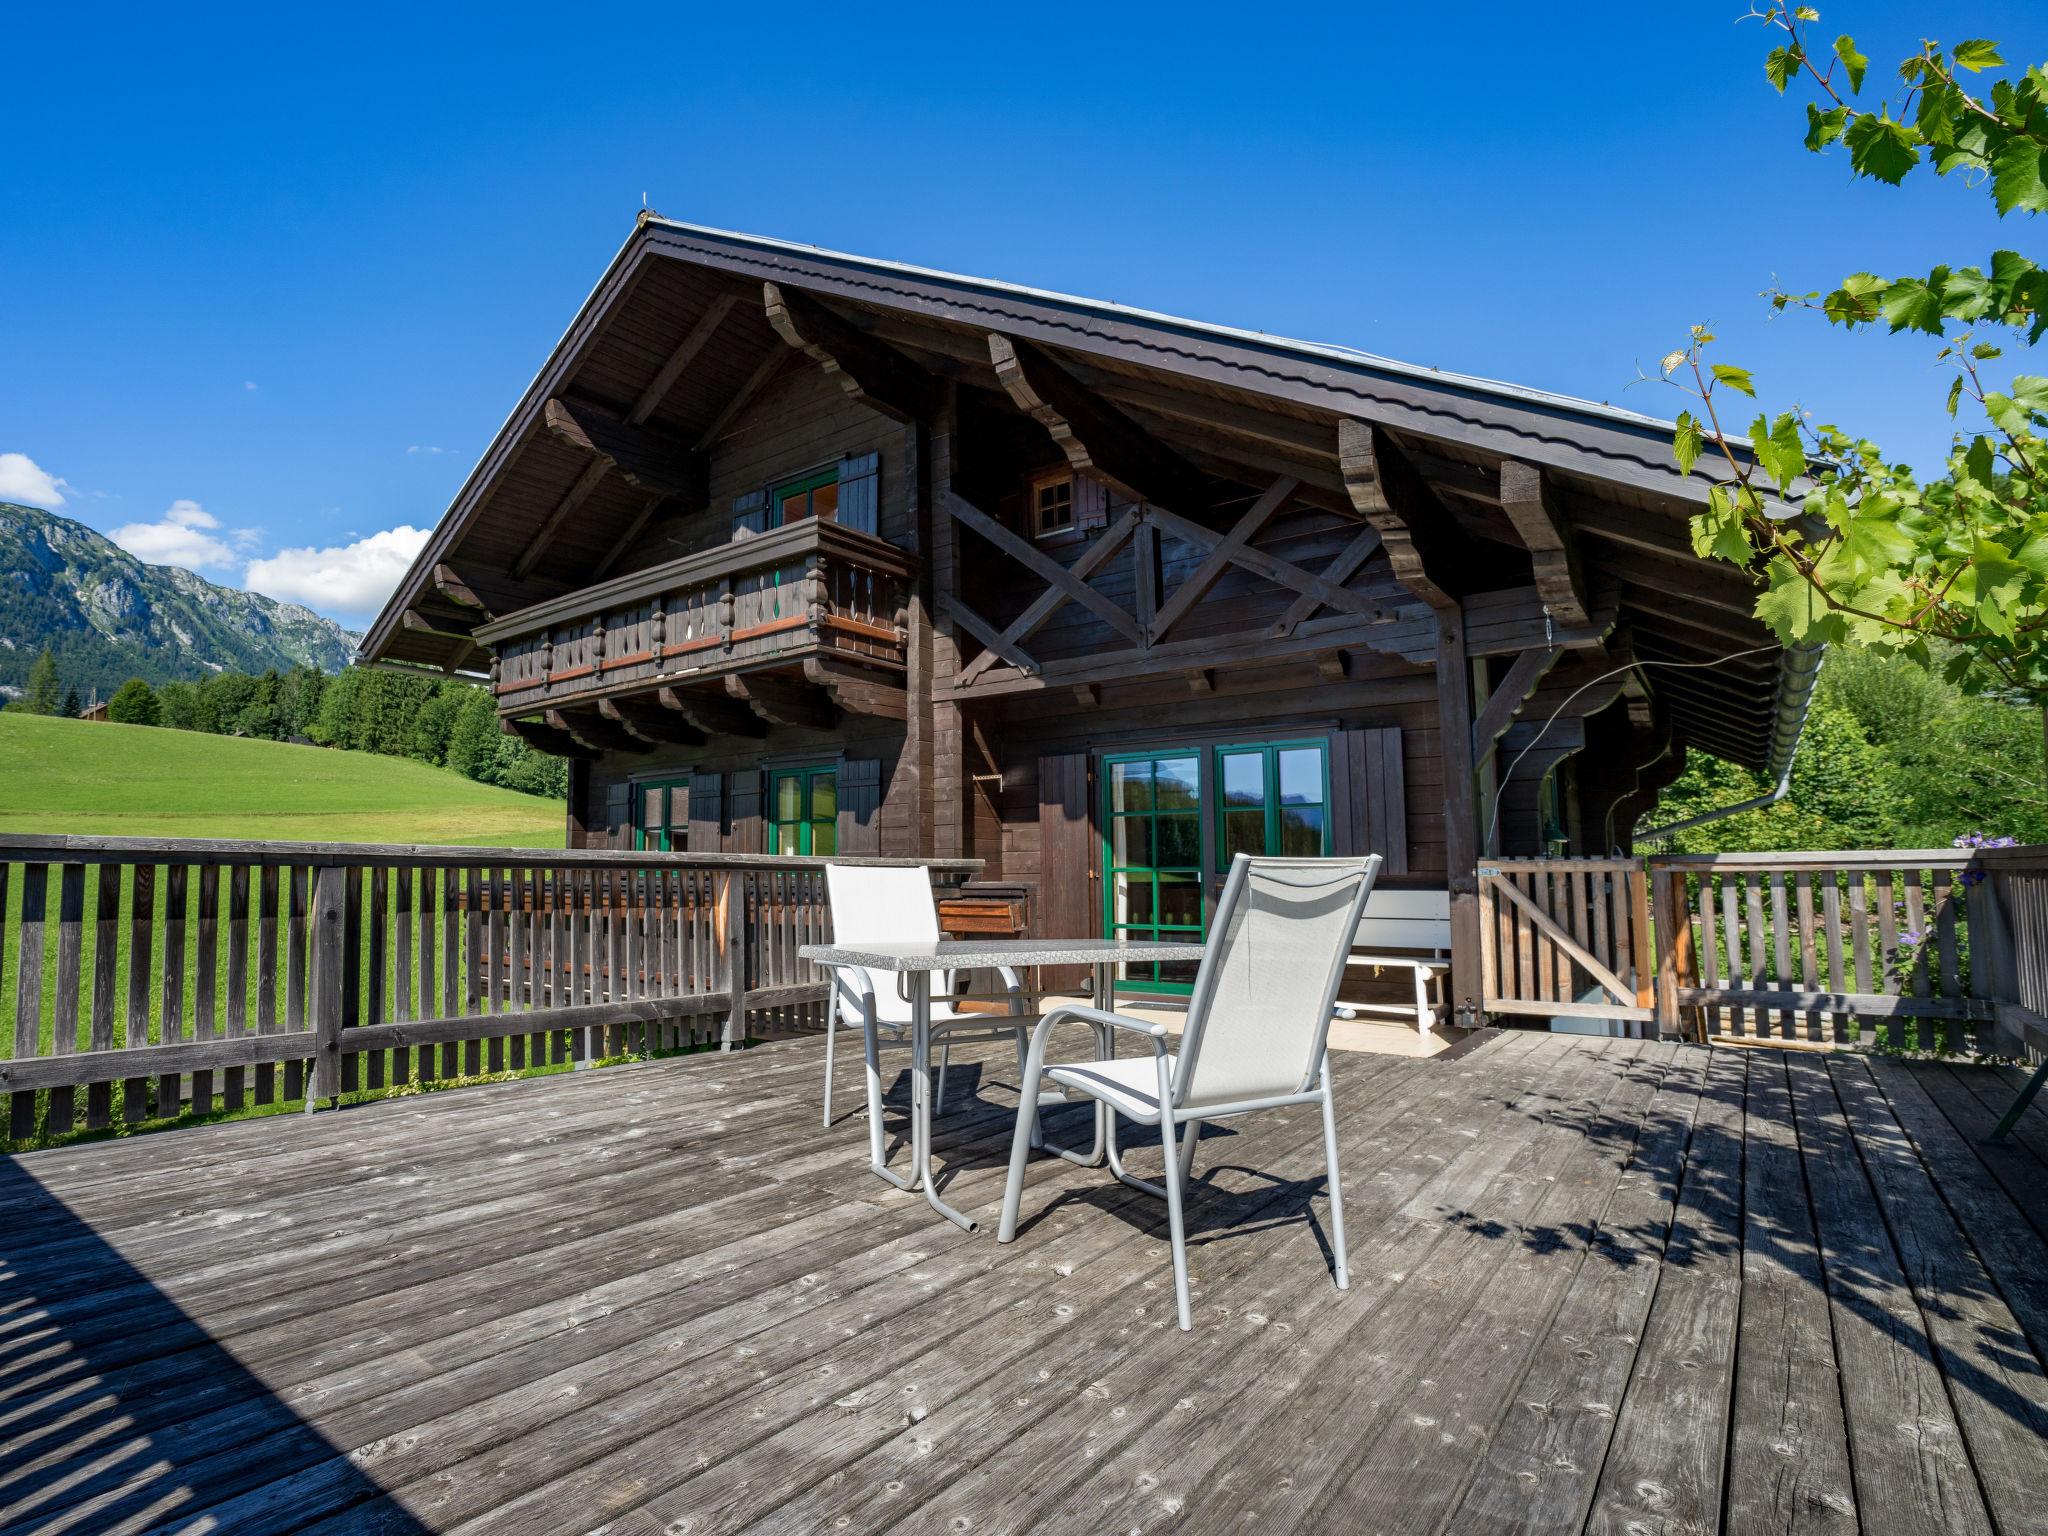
top-left (656, 684), bottom-right (766, 739)
top-left (630, 293), bottom-right (738, 425)
top-left (512, 456), bottom-right (608, 581)
top-left (502, 715), bottom-right (598, 760)
top-left (1498, 461), bottom-right (1590, 629)
top-left (1336, 420), bottom-right (1463, 613)
top-left (764, 283), bottom-right (937, 424)
top-left (694, 351), bottom-right (789, 452)
top-left (543, 397), bottom-right (706, 502)
top-left (432, 564), bottom-right (490, 616)
top-left (544, 707), bottom-right (651, 755)
top-left (724, 673), bottom-right (836, 731)
top-left (401, 608), bottom-right (479, 640)
top-left (987, 333), bottom-right (1212, 512)
top-left (599, 695), bottom-right (705, 747)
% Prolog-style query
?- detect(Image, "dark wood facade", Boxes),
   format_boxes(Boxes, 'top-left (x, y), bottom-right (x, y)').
top-left (364, 217), bottom-right (1819, 1021)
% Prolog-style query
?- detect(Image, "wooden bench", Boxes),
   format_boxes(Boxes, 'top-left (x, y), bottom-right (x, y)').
top-left (1337, 888), bottom-right (1451, 1035)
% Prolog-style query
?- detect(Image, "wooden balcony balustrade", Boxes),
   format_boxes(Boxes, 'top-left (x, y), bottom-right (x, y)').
top-left (479, 519), bottom-right (915, 720)
top-left (0, 835), bottom-right (976, 1143)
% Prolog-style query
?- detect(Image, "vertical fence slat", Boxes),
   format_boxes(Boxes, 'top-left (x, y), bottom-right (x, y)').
top-left (11, 864), bottom-right (48, 1142)
top-left (256, 865), bottom-right (280, 1105)
top-left (224, 864), bottom-right (249, 1111)
top-left (1795, 871), bottom-right (1822, 1043)
top-left (122, 863), bottom-right (155, 1122)
top-left (87, 866), bottom-right (119, 1128)
top-left (286, 865), bottom-right (308, 1102)
top-left (48, 864), bottom-right (86, 1137)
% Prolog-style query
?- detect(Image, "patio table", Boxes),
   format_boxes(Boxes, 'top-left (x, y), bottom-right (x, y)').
top-left (796, 938), bottom-right (1207, 1231)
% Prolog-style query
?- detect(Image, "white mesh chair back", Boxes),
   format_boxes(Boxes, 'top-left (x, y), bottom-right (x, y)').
top-left (823, 864), bottom-right (942, 1027)
top-left (1174, 855), bottom-right (1381, 1109)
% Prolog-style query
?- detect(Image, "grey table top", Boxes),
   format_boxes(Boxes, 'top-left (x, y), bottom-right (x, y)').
top-left (797, 937), bottom-right (1208, 971)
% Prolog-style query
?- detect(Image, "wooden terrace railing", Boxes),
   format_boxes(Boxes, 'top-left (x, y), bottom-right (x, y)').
top-left (0, 837), bottom-right (977, 1143)
top-left (1482, 845), bottom-right (2048, 1057)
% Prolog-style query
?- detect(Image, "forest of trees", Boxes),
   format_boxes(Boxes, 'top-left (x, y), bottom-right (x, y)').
top-left (1650, 647), bottom-right (2047, 854)
top-left (5, 648), bottom-right (567, 800)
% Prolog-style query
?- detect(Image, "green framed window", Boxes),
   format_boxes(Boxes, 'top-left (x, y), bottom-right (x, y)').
top-left (634, 776), bottom-right (691, 852)
top-left (1097, 738), bottom-right (1330, 994)
top-left (1100, 750), bottom-right (1205, 991)
top-left (772, 466), bottom-right (840, 527)
top-left (1215, 741), bottom-right (1330, 867)
top-left (769, 765), bottom-right (837, 856)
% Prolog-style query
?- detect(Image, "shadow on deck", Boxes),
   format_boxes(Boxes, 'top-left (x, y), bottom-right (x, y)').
top-left (3, 1029), bottom-right (2047, 1534)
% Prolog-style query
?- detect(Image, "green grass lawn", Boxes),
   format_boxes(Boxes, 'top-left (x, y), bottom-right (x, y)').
top-left (0, 713), bottom-right (582, 1147)
top-left (0, 712), bottom-right (566, 847)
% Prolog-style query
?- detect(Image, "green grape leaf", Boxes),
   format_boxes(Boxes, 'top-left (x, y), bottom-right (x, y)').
top-left (1833, 34), bottom-right (1868, 93)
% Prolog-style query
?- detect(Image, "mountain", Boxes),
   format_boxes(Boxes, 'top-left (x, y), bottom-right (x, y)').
top-left (0, 503), bottom-right (359, 700)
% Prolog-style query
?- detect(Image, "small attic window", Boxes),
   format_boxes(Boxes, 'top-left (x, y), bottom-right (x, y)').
top-left (1030, 471), bottom-right (1074, 538)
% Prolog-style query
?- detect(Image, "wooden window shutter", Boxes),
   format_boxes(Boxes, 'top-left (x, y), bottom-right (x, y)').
top-left (726, 767), bottom-right (765, 853)
top-left (1329, 727), bottom-right (1408, 875)
top-left (602, 780), bottom-right (632, 851)
top-left (687, 772), bottom-right (724, 852)
top-left (838, 452), bottom-right (880, 536)
top-left (1035, 752), bottom-right (1095, 990)
top-left (731, 488), bottom-right (768, 540)
top-left (1073, 473), bottom-right (1109, 532)
top-left (835, 756), bottom-right (882, 854)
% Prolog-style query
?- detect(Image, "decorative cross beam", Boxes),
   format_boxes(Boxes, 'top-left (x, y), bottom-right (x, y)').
top-left (1144, 503), bottom-right (1394, 629)
top-left (1146, 476), bottom-right (1299, 643)
top-left (987, 333), bottom-right (1212, 512)
top-left (764, 283), bottom-right (937, 424)
top-left (952, 503), bottom-right (1144, 688)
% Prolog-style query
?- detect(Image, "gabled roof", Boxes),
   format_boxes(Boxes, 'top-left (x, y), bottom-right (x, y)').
top-left (363, 215), bottom-right (1818, 779)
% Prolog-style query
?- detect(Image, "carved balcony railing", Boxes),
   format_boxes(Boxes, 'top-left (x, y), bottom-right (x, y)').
top-left (478, 520), bottom-right (914, 719)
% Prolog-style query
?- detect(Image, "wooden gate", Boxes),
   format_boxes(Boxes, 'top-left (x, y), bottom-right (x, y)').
top-left (1477, 857), bottom-right (1655, 1026)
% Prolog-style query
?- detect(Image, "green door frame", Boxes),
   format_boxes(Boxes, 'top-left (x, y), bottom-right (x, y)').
top-left (1097, 738), bottom-right (1332, 995)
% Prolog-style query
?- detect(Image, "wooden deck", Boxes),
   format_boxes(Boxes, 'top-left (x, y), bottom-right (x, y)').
top-left (6, 1029), bottom-right (2048, 1535)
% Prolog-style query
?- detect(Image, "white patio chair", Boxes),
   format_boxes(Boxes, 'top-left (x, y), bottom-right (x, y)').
top-left (997, 853), bottom-right (1382, 1331)
top-left (818, 864), bottom-right (1033, 1136)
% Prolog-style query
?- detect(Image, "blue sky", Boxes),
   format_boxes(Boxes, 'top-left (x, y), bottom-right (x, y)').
top-left (3, 1), bottom-right (2039, 628)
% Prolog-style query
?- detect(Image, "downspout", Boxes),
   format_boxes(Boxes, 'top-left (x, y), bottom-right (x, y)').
top-left (1634, 640), bottom-right (1824, 846)
top-left (1633, 771), bottom-right (1792, 843)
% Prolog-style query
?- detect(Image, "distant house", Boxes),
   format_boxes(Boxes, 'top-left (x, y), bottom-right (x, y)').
top-left (79, 700), bottom-right (109, 722)
top-left (363, 215), bottom-right (1818, 1016)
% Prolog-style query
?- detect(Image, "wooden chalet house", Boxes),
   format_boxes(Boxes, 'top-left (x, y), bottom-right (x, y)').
top-left (362, 216), bottom-right (1819, 1022)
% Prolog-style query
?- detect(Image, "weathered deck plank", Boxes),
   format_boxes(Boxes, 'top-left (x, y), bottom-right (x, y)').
top-left (4, 1031), bottom-right (2048, 1536)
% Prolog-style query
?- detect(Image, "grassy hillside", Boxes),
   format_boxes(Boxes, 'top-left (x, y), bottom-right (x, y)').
top-left (0, 712), bottom-right (565, 847)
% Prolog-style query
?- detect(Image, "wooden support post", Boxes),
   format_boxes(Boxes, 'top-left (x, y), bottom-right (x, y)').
top-left (1436, 606), bottom-right (1482, 1023)
top-left (308, 863), bottom-right (347, 1109)
top-left (1650, 866), bottom-right (1696, 1042)
top-left (721, 870), bottom-right (747, 1050)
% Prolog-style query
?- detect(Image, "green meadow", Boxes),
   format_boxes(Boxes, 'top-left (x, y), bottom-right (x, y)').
top-left (0, 711), bottom-right (565, 846)
top-left (2, 712), bottom-right (570, 1146)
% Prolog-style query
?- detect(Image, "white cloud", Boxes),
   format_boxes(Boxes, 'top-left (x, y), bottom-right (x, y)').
top-left (111, 499), bottom-right (244, 570)
top-left (245, 525), bottom-right (431, 621)
top-left (406, 444), bottom-right (446, 456)
top-left (243, 380), bottom-right (259, 391)
top-left (0, 452), bottom-right (69, 509)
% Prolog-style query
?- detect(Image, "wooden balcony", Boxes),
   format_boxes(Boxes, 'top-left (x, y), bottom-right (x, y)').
top-left (477, 520), bottom-right (915, 733)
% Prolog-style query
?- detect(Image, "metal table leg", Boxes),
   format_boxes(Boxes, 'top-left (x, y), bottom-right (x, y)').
top-left (911, 970), bottom-right (978, 1231)
top-left (862, 1007), bottom-right (912, 1193)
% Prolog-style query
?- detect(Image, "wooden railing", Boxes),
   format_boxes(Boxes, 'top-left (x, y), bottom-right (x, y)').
top-left (1480, 845), bottom-right (2048, 1055)
top-left (1648, 850), bottom-right (1998, 1052)
top-left (481, 519), bottom-right (914, 713)
top-left (1477, 857), bottom-right (1655, 1024)
top-left (0, 837), bottom-right (976, 1143)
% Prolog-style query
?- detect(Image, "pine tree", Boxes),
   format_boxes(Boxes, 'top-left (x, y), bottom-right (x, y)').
top-left (24, 647), bottom-right (61, 715)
